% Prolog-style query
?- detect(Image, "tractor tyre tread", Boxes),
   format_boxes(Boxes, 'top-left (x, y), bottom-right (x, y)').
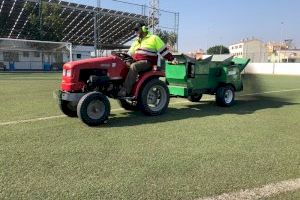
top-left (215, 85), bottom-right (235, 107)
top-left (138, 79), bottom-right (170, 116)
top-left (59, 98), bottom-right (77, 117)
top-left (77, 91), bottom-right (110, 126)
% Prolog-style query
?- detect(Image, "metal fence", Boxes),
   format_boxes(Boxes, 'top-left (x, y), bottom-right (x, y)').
top-left (61, 0), bottom-right (179, 51)
top-left (0, 0), bottom-right (179, 71)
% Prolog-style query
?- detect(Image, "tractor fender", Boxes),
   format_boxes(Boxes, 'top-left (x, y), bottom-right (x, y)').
top-left (131, 70), bottom-right (165, 98)
top-left (217, 82), bottom-right (237, 92)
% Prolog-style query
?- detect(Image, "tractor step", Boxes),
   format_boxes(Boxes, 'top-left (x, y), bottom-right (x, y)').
top-left (117, 96), bottom-right (136, 101)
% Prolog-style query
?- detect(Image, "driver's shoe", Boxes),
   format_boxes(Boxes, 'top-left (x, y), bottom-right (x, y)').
top-left (117, 88), bottom-right (128, 98)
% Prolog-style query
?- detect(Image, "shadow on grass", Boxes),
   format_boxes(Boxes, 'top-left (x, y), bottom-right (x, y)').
top-left (105, 95), bottom-right (298, 127)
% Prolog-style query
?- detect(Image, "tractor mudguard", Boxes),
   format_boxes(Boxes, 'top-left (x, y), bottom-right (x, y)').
top-left (131, 70), bottom-right (165, 98)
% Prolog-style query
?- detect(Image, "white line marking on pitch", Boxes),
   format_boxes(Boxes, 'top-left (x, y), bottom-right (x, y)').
top-left (0, 88), bottom-right (300, 126)
top-left (196, 178), bottom-right (300, 200)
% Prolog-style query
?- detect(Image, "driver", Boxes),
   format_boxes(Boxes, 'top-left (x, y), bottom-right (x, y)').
top-left (118, 22), bottom-right (176, 97)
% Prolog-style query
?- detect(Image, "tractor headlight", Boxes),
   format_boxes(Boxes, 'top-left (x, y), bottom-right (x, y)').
top-left (63, 69), bottom-right (72, 77)
top-left (66, 69), bottom-right (72, 77)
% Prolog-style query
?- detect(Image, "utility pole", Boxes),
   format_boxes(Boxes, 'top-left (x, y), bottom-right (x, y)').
top-left (279, 22), bottom-right (284, 63)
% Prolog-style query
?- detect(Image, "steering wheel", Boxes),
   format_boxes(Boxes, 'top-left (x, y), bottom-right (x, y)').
top-left (113, 52), bottom-right (134, 63)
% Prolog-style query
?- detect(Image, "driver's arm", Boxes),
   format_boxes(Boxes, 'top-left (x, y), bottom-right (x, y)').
top-left (128, 41), bottom-right (138, 56)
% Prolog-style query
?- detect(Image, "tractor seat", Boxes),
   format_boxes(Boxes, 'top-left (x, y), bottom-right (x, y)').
top-left (137, 65), bottom-right (161, 76)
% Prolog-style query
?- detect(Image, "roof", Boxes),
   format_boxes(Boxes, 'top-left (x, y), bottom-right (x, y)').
top-left (230, 38), bottom-right (263, 46)
top-left (0, 0), bottom-right (148, 49)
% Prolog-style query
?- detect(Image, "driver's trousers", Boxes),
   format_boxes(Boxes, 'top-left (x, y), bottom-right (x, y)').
top-left (124, 60), bottom-right (152, 94)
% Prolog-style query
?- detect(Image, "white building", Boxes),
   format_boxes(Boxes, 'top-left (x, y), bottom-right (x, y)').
top-left (229, 39), bottom-right (267, 62)
top-left (69, 46), bottom-right (94, 61)
top-left (276, 49), bottom-right (300, 63)
top-left (0, 38), bottom-right (94, 71)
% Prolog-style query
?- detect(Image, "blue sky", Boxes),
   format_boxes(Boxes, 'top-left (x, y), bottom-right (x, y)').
top-left (165, 0), bottom-right (300, 52)
top-left (84, 0), bottom-right (300, 52)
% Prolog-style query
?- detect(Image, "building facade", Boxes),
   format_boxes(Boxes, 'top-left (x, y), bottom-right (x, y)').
top-left (229, 39), bottom-right (267, 62)
top-left (0, 45), bottom-right (93, 71)
top-left (266, 41), bottom-right (300, 63)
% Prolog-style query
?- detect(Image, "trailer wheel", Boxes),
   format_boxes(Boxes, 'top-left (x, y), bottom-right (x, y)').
top-left (138, 79), bottom-right (170, 116)
top-left (118, 99), bottom-right (138, 111)
top-left (188, 94), bottom-right (203, 102)
top-left (77, 92), bottom-right (110, 126)
top-left (59, 99), bottom-right (77, 117)
top-left (216, 85), bottom-right (235, 107)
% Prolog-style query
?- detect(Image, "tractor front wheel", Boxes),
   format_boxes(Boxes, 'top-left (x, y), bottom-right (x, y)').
top-left (77, 92), bottom-right (110, 126)
top-left (215, 85), bottom-right (235, 107)
top-left (138, 79), bottom-right (170, 116)
top-left (59, 99), bottom-right (77, 117)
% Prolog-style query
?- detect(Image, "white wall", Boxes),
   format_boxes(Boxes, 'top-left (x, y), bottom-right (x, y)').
top-left (245, 63), bottom-right (300, 75)
top-left (274, 63), bottom-right (300, 75)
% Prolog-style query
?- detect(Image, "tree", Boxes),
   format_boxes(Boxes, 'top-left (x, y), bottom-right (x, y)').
top-left (0, 2), bottom-right (20, 37)
top-left (23, 2), bottom-right (64, 41)
top-left (207, 45), bottom-right (229, 55)
top-left (0, 12), bottom-right (10, 37)
top-left (156, 29), bottom-right (177, 51)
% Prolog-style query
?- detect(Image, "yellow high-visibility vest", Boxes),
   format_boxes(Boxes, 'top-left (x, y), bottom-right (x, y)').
top-left (128, 32), bottom-right (168, 56)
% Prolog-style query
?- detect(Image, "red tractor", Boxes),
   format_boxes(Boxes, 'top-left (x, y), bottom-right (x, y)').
top-left (58, 53), bottom-right (170, 126)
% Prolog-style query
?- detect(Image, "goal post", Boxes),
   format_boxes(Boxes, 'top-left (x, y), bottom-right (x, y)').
top-left (0, 38), bottom-right (72, 71)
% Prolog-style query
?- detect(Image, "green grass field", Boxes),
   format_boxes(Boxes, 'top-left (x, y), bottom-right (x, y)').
top-left (0, 73), bottom-right (299, 199)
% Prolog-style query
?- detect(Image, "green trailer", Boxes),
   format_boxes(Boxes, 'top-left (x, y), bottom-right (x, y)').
top-left (165, 54), bottom-right (250, 106)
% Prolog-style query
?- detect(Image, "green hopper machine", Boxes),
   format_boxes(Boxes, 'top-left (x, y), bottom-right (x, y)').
top-left (165, 54), bottom-right (250, 106)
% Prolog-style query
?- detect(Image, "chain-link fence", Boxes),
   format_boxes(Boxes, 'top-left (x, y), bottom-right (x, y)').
top-left (0, 0), bottom-right (179, 71)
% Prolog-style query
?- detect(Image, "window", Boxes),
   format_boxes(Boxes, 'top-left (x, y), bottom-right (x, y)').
top-left (3, 52), bottom-right (19, 62)
top-left (34, 52), bottom-right (40, 57)
top-left (23, 52), bottom-right (29, 57)
top-left (76, 54), bottom-right (82, 59)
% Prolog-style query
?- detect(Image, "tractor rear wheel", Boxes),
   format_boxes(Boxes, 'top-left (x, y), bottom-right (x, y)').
top-left (138, 79), bottom-right (170, 116)
top-left (77, 92), bottom-right (110, 126)
top-left (215, 85), bottom-right (235, 107)
top-left (188, 94), bottom-right (203, 102)
top-left (59, 99), bottom-right (77, 117)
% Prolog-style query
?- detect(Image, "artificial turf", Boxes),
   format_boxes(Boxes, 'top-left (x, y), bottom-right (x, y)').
top-left (0, 73), bottom-right (299, 199)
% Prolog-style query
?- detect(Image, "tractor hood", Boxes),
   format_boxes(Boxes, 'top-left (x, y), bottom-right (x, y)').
top-left (63, 56), bottom-right (120, 70)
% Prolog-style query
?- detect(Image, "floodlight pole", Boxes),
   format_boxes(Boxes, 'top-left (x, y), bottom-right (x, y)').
top-left (70, 43), bottom-right (73, 62)
top-left (93, 0), bottom-right (101, 57)
top-left (98, 0), bottom-right (101, 54)
top-left (94, 11), bottom-right (97, 57)
top-left (39, 0), bottom-right (43, 40)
